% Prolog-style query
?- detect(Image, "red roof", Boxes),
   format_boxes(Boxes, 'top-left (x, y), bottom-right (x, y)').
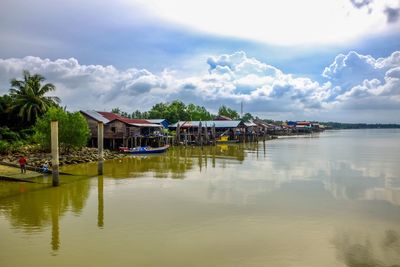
top-left (97, 112), bottom-right (151, 125)
top-left (297, 121), bottom-right (311, 126)
top-left (98, 111), bottom-right (123, 121)
top-left (214, 115), bottom-right (232, 121)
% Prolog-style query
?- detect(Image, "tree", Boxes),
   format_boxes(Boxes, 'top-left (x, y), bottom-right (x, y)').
top-left (186, 103), bottom-right (213, 121)
top-left (168, 100), bottom-right (190, 122)
top-left (34, 107), bottom-right (90, 153)
top-left (241, 112), bottom-right (254, 122)
top-left (9, 70), bottom-right (60, 124)
top-left (111, 107), bottom-right (121, 114)
top-left (148, 102), bottom-right (169, 120)
top-left (218, 105), bottom-right (239, 120)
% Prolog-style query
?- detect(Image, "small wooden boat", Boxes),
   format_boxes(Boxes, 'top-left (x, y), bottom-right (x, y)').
top-left (216, 136), bottom-right (239, 144)
top-left (119, 145), bottom-right (170, 154)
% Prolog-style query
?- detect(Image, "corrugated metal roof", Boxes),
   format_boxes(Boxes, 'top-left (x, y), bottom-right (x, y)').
top-left (130, 123), bottom-right (162, 127)
top-left (81, 110), bottom-right (110, 123)
top-left (170, 120), bottom-right (242, 128)
top-left (244, 121), bottom-right (257, 127)
top-left (147, 119), bottom-right (165, 124)
top-left (97, 111), bottom-right (123, 121)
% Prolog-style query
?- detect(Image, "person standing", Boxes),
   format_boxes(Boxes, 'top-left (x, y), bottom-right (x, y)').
top-left (18, 155), bottom-right (27, 174)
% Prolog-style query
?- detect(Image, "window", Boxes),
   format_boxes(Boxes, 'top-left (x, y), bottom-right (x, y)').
top-left (111, 127), bottom-right (116, 133)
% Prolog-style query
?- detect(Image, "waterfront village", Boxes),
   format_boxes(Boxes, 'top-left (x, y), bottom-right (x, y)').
top-left (80, 110), bottom-right (327, 150)
top-left (0, 108), bottom-right (326, 173)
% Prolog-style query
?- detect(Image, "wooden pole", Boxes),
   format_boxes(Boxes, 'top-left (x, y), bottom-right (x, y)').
top-left (51, 120), bottom-right (59, 187)
top-left (199, 122), bottom-right (203, 148)
top-left (98, 122), bottom-right (104, 175)
top-left (184, 130), bottom-right (188, 147)
top-left (212, 124), bottom-right (216, 145)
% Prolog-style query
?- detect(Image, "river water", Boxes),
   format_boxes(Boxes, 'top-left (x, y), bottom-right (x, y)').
top-left (1, 129), bottom-right (399, 267)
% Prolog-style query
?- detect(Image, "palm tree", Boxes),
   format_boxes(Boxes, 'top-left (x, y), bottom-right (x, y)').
top-left (9, 70), bottom-right (61, 123)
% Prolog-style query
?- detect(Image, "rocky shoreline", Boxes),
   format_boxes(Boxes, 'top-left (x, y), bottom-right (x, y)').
top-left (0, 147), bottom-right (126, 167)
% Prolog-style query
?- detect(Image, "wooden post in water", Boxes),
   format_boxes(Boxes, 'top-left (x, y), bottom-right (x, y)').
top-left (204, 123), bottom-right (209, 145)
top-left (199, 121), bottom-right (203, 148)
top-left (51, 120), bottom-right (59, 187)
top-left (176, 123), bottom-right (181, 145)
top-left (212, 124), bottom-right (216, 145)
top-left (184, 130), bottom-right (188, 147)
top-left (97, 122), bottom-right (104, 175)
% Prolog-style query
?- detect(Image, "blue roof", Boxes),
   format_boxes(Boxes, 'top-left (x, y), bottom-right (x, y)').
top-left (147, 119), bottom-right (166, 124)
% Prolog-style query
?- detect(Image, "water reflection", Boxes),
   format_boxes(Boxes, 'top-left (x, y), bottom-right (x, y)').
top-left (0, 177), bottom-right (91, 252)
top-left (0, 130), bottom-right (399, 265)
top-left (60, 144), bottom-right (252, 179)
top-left (333, 229), bottom-right (400, 266)
top-left (98, 175), bottom-right (104, 228)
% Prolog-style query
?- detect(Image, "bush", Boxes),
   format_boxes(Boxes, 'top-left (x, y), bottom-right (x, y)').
top-left (0, 140), bottom-right (10, 154)
top-left (34, 107), bottom-right (90, 153)
top-left (19, 128), bottom-right (35, 141)
top-left (0, 140), bottom-right (24, 154)
top-left (0, 127), bottom-right (21, 141)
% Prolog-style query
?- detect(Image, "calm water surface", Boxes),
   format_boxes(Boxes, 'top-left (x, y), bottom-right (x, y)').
top-left (1, 129), bottom-right (400, 267)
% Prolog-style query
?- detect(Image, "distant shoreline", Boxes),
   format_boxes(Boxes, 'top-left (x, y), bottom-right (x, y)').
top-left (319, 123), bottom-right (400, 130)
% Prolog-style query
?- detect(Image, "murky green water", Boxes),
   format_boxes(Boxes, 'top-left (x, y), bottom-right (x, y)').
top-left (1, 129), bottom-right (400, 267)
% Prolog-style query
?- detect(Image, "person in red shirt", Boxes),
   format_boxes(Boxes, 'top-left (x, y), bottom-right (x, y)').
top-left (18, 156), bottom-right (27, 174)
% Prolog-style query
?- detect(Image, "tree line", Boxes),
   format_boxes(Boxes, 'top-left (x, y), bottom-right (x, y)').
top-left (111, 101), bottom-right (254, 123)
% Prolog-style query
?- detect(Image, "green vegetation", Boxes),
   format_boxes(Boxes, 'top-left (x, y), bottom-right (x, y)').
top-left (0, 71), bottom-right (91, 155)
top-left (241, 112), bottom-right (254, 122)
top-left (112, 101), bottom-right (248, 123)
top-left (9, 70), bottom-right (60, 125)
top-left (218, 105), bottom-right (240, 120)
top-left (34, 107), bottom-right (90, 153)
top-left (112, 100), bottom-right (214, 123)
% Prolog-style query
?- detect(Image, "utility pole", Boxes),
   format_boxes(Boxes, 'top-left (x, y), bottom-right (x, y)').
top-left (241, 101), bottom-right (243, 118)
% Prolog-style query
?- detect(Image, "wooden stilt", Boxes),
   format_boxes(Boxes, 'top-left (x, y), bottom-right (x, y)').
top-left (97, 122), bottom-right (104, 175)
top-left (51, 120), bottom-right (59, 187)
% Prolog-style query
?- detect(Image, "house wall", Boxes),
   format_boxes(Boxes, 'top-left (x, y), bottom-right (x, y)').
top-left (105, 120), bottom-right (126, 139)
top-left (83, 114), bottom-right (102, 139)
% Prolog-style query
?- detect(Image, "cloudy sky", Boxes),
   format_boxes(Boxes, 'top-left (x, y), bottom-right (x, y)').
top-left (0, 0), bottom-right (399, 123)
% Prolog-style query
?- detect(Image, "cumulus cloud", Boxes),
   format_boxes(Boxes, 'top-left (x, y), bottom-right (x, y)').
top-left (0, 57), bottom-right (173, 110)
top-left (322, 51), bottom-right (400, 98)
top-left (0, 50), bottom-right (399, 122)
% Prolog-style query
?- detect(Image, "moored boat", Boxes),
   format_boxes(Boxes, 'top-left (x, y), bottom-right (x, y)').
top-left (216, 136), bottom-right (239, 144)
top-left (119, 145), bottom-right (170, 154)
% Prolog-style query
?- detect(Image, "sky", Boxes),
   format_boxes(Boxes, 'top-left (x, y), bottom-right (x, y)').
top-left (0, 0), bottom-right (399, 123)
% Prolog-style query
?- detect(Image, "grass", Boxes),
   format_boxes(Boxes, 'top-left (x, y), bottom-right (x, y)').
top-left (0, 165), bottom-right (42, 179)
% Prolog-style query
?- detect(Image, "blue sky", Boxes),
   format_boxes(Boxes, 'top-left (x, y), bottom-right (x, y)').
top-left (0, 0), bottom-right (399, 123)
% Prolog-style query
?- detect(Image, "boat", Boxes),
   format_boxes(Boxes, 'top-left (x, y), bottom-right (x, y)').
top-left (119, 145), bottom-right (170, 154)
top-left (216, 136), bottom-right (239, 144)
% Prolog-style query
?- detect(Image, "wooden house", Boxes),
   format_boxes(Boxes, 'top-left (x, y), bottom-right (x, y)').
top-left (169, 120), bottom-right (246, 143)
top-left (80, 111), bottom-right (164, 149)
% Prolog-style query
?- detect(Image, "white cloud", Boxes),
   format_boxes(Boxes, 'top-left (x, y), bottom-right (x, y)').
top-left (0, 51), bottom-right (399, 122)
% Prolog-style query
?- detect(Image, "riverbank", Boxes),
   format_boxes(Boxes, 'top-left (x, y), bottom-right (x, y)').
top-left (0, 147), bottom-right (126, 168)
